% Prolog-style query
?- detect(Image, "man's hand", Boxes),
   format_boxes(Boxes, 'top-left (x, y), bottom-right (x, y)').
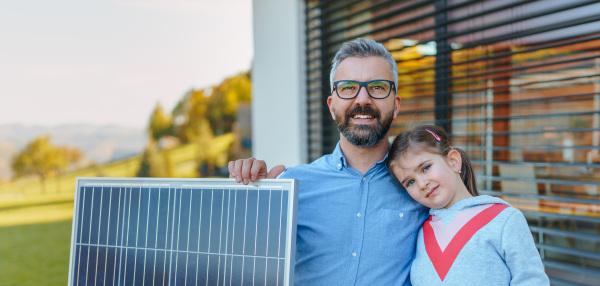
top-left (228, 157), bottom-right (286, 185)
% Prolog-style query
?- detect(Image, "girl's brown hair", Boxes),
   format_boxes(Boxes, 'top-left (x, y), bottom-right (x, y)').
top-left (386, 125), bottom-right (479, 196)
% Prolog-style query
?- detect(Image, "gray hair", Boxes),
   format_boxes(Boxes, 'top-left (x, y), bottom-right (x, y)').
top-left (329, 38), bottom-right (398, 93)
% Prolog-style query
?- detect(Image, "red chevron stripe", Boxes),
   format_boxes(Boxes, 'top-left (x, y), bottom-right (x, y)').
top-left (423, 204), bottom-right (509, 281)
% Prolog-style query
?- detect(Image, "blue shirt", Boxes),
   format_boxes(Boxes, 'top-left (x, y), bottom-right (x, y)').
top-left (279, 142), bottom-right (429, 286)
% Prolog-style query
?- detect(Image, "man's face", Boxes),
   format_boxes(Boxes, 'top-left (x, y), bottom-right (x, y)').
top-left (327, 56), bottom-right (401, 148)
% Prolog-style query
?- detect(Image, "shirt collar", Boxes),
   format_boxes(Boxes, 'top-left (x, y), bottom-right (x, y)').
top-left (330, 141), bottom-right (391, 171)
top-left (331, 142), bottom-right (346, 170)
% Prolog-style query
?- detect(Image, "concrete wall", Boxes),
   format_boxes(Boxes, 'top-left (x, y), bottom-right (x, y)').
top-left (251, 0), bottom-right (305, 169)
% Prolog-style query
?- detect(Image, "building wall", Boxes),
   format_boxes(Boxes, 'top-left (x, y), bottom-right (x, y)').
top-left (252, 0), bottom-right (306, 169)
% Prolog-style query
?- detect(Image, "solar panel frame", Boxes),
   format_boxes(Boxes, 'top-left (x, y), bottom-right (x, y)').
top-left (67, 177), bottom-right (298, 286)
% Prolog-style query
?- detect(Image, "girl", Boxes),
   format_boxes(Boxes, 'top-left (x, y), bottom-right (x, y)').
top-left (387, 125), bottom-right (549, 285)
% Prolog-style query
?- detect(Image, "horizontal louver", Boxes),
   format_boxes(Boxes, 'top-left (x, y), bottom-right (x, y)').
top-left (305, 0), bottom-right (600, 284)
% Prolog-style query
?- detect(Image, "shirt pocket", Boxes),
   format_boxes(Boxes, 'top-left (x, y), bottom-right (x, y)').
top-left (378, 209), bottom-right (420, 259)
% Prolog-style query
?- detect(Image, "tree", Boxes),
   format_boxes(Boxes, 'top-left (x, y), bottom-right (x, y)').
top-left (172, 88), bottom-right (211, 143)
top-left (207, 72), bottom-right (252, 134)
top-left (148, 102), bottom-right (174, 141)
top-left (136, 148), bottom-right (154, 177)
top-left (59, 146), bottom-right (83, 166)
top-left (11, 136), bottom-right (68, 193)
top-left (170, 72), bottom-right (252, 143)
top-left (195, 118), bottom-right (215, 177)
top-left (55, 146), bottom-right (84, 192)
top-left (136, 143), bottom-right (171, 178)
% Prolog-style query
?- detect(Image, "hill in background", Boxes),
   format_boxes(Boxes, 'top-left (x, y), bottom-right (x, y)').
top-left (0, 124), bottom-right (146, 180)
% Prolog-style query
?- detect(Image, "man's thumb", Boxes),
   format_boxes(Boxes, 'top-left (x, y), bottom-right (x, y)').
top-left (267, 165), bottom-right (286, 178)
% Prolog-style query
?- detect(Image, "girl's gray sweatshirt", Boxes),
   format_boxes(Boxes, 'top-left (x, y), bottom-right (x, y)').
top-left (409, 195), bottom-right (549, 285)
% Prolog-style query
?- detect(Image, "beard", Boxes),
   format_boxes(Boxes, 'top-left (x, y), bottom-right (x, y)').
top-left (334, 105), bottom-right (394, 148)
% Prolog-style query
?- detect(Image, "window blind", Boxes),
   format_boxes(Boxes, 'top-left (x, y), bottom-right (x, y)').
top-left (305, 0), bottom-right (600, 283)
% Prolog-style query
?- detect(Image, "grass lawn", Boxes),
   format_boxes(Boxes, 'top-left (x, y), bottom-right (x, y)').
top-left (0, 220), bottom-right (73, 286)
top-left (0, 192), bottom-right (75, 286)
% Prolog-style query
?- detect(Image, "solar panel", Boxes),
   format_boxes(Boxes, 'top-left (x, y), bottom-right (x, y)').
top-left (67, 177), bottom-right (298, 286)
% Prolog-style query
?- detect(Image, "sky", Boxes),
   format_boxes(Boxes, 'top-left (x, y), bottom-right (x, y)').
top-left (0, 0), bottom-right (253, 129)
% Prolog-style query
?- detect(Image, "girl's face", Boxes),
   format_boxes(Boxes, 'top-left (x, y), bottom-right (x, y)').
top-left (390, 149), bottom-right (471, 209)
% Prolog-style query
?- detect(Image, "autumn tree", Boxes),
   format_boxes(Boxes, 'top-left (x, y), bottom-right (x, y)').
top-left (139, 71), bottom-right (251, 177)
top-left (58, 146), bottom-right (83, 168)
top-left (207, 72), bottom-right (252, 134)
top-left (55, 146), bottom-right (84, 191)
top-left (170, 72), bottom-right (251, 143)
top-left (148, 102), bottom-right (174, 141)
top-left (11, 136), bottom-right (69, 193)
top-left (172, 88), bottom-right (211, 143)
top-left (195, 118), bottom-right (216, 176)
top-left (136, 143), bottom-right (172, 178)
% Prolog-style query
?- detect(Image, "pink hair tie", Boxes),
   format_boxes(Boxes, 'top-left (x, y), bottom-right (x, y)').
top-left (426, 129), bottom-right (441, 141)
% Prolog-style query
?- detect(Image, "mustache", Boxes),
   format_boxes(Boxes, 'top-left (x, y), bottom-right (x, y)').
top-left (346, 105), bottom-right (380, 119)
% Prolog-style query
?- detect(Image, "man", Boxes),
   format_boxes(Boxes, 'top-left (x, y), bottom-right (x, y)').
top-left (229, 38), bottom-right (428, 285)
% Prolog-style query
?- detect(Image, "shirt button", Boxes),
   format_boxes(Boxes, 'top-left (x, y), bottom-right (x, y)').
top-left (337, 163), bottom-right (342, 168)
top-left (352, 252), bottom-right (357, 257)
top-left (357, 213), bottom-right (361, 218)
top-left (399, 212), bottom-right (404, 218)
top-left (362, 177), bottom-right (366, 181)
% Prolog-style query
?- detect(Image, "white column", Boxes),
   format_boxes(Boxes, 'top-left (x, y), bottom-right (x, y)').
top-left (252, 0), bottom-right (306, 168)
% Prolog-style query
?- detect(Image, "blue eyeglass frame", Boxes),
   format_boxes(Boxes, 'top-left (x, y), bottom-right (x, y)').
top-left (332, 79), bottom-right (396, 99)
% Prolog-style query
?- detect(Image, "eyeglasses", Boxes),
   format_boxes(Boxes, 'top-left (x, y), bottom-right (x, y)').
top-left (332, 79), bottom-right (395, 99)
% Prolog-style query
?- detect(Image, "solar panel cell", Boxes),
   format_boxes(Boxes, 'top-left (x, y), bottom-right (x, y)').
top-left (68, 178), bottom-right (297, 286)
